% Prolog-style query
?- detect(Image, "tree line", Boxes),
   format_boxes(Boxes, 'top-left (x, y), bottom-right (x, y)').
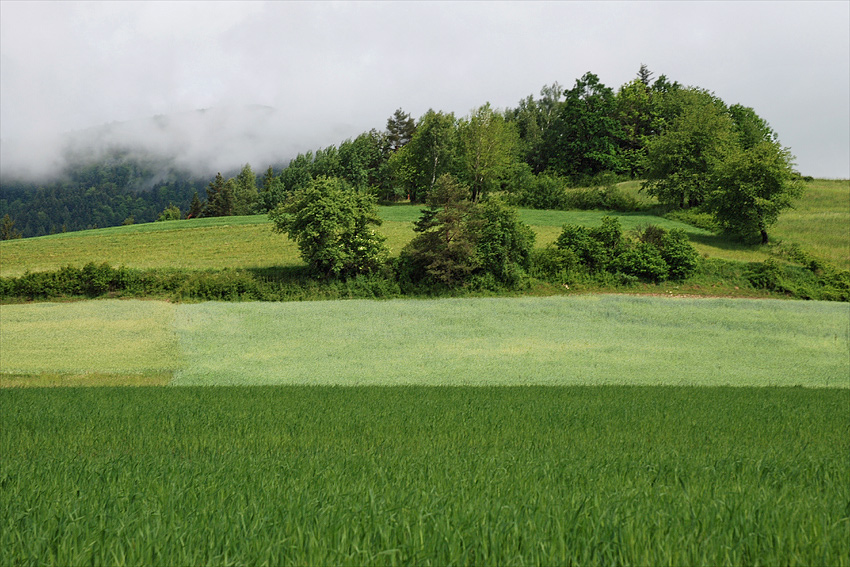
top-left (2, 65), bottom-right (802, 246)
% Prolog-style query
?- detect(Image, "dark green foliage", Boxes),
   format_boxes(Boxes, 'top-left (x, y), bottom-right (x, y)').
top-left (232, 163), bottom-right (259, 215)
top-left (642, 88), bottom-right (736, 209)
top-left (509, 172), bottom-right (643, 212)
top-left (2, 262), bottom-right (126, 299)
top-left (529, 246), bottom-right (579, 281)
top-left (385, 108), bottom-right (416, 152)
top-left (588, 215), bottom-right (624, 250)
top-left (269, 177), bottom-right (388, 279)
top-left (1, 214), bottom-right (23, 240)
top-left (472, 197), bottom-right (535, 286)
top-left (707, 141), bottom-right (804, 244)
top-left (638, 226), bottom-right (699, 280)
top-left (400, 175), bottom-right (535, 289)
top-left (658, 229), bottom-right (700, 279)
top-left (744, 259), bottom-right (787, 291)
top-left (187, 191), bottom-right (203, 219)
top-left (509, 172), bottom-right (568, 209)
top-left (543, 72), bottom-right (625, 181)
top-left (399, 174), bottom-right (479, 286)
top-left (613, 242), bottom-right (669, 282)
top-left (555, 224), bottom-right (610, 272)
top-left (552, 217), bottom-right (701, 283)
top-left (202, 173), bottom-right (234, 217)
top-left (0, 163), bottom-right (206, 237)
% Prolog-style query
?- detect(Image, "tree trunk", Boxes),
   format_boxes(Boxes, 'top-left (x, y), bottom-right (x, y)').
top-left (761, 229), bottom-right (769, 244)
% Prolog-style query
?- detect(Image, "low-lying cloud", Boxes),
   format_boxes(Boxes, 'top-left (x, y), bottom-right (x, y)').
top-left (1, 1), bottom-right (848, 182)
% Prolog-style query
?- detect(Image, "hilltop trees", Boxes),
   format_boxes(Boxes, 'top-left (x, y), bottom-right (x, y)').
top-left (399, 174), bottom-right (534, 288)
top-left (641, 88), bottom-right (736, 209)
top-left (642, 89), bottom-right (802, 242)
top-left (1, 65), bottom-right (804, 250)
top-left (458, 104), bottom-right (520, 203)
top-left (544, 72), bottom-right (624, 181)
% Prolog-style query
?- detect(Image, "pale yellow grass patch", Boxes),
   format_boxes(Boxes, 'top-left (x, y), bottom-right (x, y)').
top-left (0, 300), bottom-right (181, 375)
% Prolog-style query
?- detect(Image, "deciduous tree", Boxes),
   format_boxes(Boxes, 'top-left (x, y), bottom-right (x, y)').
top-left (269, 177), bottom-right (388, 278)
top-left (458, 103), bottom-right (520, 202)
top-left (707, 140), bottom-right (803, 244)
top-left (389, 110), bottom-right (460, 202)
top-left (641, 88), bottom-right (736, 208)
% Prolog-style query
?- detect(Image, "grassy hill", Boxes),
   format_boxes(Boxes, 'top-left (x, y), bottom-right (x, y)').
top-left (2, 180), bottom-right (846, 279)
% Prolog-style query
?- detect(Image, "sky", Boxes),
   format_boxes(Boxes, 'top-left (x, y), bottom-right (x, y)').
top-left (1, 0), bottom-right (848, 180)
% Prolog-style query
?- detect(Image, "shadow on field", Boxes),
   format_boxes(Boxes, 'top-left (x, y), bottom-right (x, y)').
top-left (246, 265), bottom-right (313, 283)
top-left (687, 232), bottom-right (762, 254)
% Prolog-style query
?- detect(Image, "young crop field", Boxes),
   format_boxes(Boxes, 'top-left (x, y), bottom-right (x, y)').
top-left (2, 386), bottom-right (848, 566)
top-left (2, 296), bottom-right (848, 388)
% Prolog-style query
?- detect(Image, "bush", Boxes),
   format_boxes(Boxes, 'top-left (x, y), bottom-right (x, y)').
top-left (555, 224), bottom-right (609, 272)
top-left (530, 247), bottom-right (579, 281)
top-left (516, 174), bottom-right (569, 210)
top-left (614, 243), bottom-right (669, 282)
top-left (659, 229), bottom-right (700, 280)
top-left (744, 259), bottom-right (786, 291)
top-left (473, 197), bottom-right (536, 287)
top-left (269, 177), bottom-right (388, 280)
top-left (156, 205), bottom-right (182, 222)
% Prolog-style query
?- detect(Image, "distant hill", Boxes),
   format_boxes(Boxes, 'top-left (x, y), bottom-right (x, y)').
top-left (0, 104), bottom-right (302, 183)
top-left (0, 105), bottom-right (304, 237)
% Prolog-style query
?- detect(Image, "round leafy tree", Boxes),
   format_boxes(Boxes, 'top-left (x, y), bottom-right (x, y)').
top-left (269, 176), bottom-right (388, 279)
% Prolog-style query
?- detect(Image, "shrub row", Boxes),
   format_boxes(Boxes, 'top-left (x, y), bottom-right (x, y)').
top-left (744, 259), bottom-right (850, 301)
top-left (533, 217), bottom-right (700, 284)
top-left (0, 263), bottom-right (406, 303)
top-left (2, 254), bottom-right (848, 304)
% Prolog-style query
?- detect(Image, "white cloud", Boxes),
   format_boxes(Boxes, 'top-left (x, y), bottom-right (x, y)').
top-left (1, 1), bottom-right (847, 179)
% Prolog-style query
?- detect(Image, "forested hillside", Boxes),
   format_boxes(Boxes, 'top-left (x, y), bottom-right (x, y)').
top-left (1, 65), bottom-right (805, 242)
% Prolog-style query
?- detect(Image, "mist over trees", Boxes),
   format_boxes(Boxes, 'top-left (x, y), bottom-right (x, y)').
top-left (1, 65), bottom-right (803, 243)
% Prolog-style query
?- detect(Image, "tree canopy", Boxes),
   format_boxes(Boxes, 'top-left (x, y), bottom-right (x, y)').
top-left (268, 177), bottom-right (388, 279)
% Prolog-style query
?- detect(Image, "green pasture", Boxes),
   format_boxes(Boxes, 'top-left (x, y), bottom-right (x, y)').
top-left (0, 208), bottom-right (709, 278)
top-left (2, 386), bottom-right (848, 566)
top-left (1, 178), bottom-right (846, 278)
top-left (772, 179), bottom-right (850, 269)
top-left (2, 296), bottom-right (847, 387)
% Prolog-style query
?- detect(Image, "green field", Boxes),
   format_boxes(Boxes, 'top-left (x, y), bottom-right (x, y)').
top-left (2, 296), bottom-right (847, 387)
top-left (0, 205), bottom-right (728, 279)
top-left (772, 179), bottom-right (850, 270)
top-left (2, 179), bottom-right (848, 565)
top-left (2, 386), bottom-right (847, 566)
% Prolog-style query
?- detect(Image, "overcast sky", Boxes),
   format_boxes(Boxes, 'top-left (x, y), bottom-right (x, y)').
top-left (1, 1), bottom-right (848, 179)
